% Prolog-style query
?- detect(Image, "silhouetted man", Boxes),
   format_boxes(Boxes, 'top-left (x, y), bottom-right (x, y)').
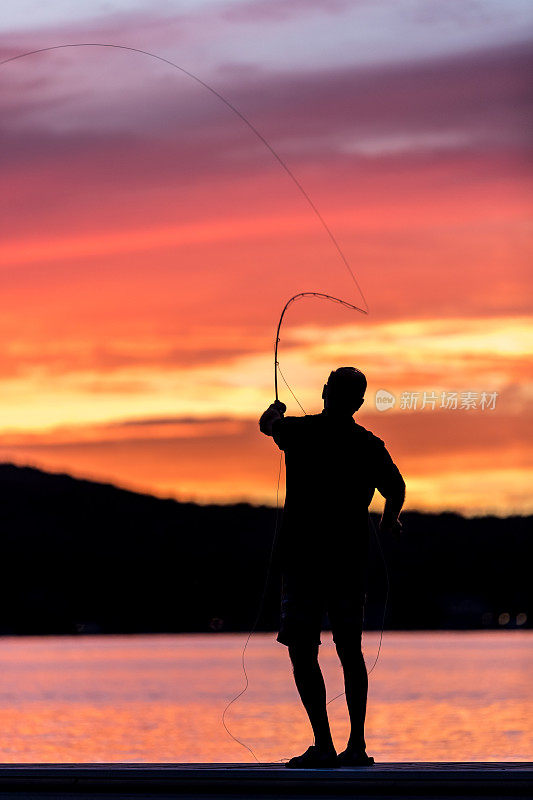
top-left (259, 367), bottom-right (405, 768)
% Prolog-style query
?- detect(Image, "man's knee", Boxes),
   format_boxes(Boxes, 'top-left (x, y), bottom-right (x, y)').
top-left (288, 641), bottom-right (319, 673)
top-left (334, 639), bottom-right (363, 666)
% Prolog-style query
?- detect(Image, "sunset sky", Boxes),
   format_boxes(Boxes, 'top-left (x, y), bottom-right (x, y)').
top-left (1, 0), bottom-right (531, 515)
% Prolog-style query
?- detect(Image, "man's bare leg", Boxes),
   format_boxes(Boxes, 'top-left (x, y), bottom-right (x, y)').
top-left (335, 640), bottom-right (373, 763)
top-left (288, 642), bottom-right (336, 755)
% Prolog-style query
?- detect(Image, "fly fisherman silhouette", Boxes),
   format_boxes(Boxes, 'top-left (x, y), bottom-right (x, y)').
top-left (259, 367), bottom-right (405, 768)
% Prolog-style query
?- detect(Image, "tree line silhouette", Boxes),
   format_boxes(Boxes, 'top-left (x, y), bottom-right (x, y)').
top-left (0, 463), bottom-right (530, 635)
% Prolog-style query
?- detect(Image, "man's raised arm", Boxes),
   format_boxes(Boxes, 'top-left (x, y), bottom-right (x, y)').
top-left (259, 400), bottom-right (286, 437)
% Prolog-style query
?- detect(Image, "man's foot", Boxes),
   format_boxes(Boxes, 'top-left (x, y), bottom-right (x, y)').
top-left (286, 744), bottom-right (337, 769)
top-left (336, 748), bottom-right (374, 767)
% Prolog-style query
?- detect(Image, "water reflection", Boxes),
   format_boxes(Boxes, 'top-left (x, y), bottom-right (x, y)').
top-left (0, 631), bottom-right (530, 762)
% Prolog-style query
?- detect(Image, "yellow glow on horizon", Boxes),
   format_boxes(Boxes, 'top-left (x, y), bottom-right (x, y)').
top-left (0, 314), bottom-right (531, 433)
top-left (1, 313), bottom-right (531, 515)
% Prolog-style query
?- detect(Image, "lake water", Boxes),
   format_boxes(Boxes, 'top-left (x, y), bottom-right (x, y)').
top-left (0, 631), bottom-right (530, 763)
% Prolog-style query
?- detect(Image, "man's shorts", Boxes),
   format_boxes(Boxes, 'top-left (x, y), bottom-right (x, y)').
top-left (276, 568), bottom-right (366, 647)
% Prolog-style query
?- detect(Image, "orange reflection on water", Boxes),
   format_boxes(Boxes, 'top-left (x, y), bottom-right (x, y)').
top-left (0, 632), bottom-right (530, 762)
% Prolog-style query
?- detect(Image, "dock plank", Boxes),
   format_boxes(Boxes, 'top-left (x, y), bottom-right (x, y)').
top-left (0, 762), bottom-right (530, 797)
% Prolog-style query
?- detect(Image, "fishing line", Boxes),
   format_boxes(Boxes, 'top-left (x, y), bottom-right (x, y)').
top-left (274, 292), bottom-right (368, 404)
top-left (0, 41), bottom-right (366, 314)
top-left (1, 42), bottom-right (386, 761)
top-left (277, 363), bottom-right (307, 415)
top-left (221, 451), bottom-right (285, 763)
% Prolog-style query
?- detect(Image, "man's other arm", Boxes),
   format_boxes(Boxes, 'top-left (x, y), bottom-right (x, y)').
top-left (259, 400), bottom-right (286, 437)
top-left (375, 443), bottom-right (406, 534)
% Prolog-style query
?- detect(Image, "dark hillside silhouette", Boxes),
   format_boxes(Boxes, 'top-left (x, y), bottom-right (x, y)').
top-left (0, 462), bottom-right (530, 635)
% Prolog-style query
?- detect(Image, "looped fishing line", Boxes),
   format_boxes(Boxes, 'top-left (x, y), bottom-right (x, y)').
top-left (1, 43), bottom-right (387, 763)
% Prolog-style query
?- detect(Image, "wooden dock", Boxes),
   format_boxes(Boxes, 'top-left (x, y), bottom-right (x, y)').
top-left (0, 762), bottom-right (531, 798)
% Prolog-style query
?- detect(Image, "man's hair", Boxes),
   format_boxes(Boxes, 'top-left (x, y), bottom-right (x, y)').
top-left (326, 367), bottom-right (367, 404)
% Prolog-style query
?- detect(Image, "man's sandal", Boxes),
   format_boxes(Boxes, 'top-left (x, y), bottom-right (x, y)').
top-left (286, 745), bottom-right (338, 768)
top-left (336, 749), bottom-right (375, 766)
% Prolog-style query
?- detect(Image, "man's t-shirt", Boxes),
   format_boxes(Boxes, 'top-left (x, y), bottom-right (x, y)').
top-left (271, 411), bottom-right (404, 574)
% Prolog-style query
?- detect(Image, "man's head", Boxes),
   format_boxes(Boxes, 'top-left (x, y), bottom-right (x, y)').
top-left (322, 367), bottom-right (366, 415)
